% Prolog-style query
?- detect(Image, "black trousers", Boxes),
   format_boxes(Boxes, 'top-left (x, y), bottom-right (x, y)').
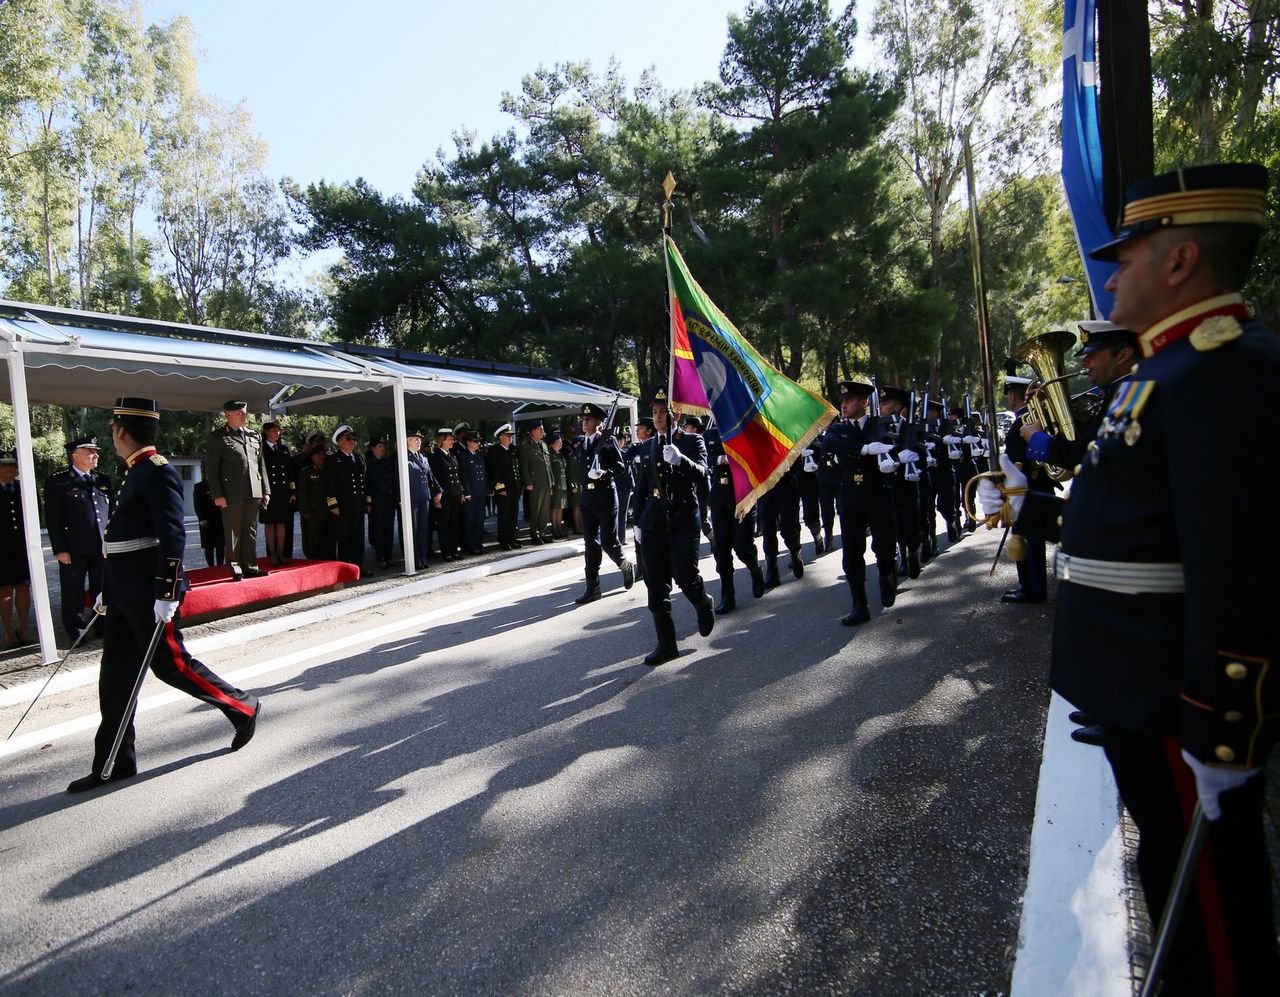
top-left (437, 496), bottom-right (462, 557)
top-left (58, 551), bottom-right (104, 639)
top-left (758, 480), bottom-right (800, 563)
top-left (301, 513), bottom-right (335, 561)
top-left (403, 500), bottom-right (431, 566)
top-left (817, 479), bottom-right (838, 536)
top-left (837, 480), bottom-right (897, 586)
top-left (932, 465), bottom-right (959, 526)
top-left (1014, 539), bottom-right (1047, 599)
top-left (333, 508), bottom-right (365, 567)
top-left (581, 489), bottom-right (623, 576)
top-left (891, 476), bottom-right (921, 546)
top-left (1103, 727), bottom-right (1278, 996)
top-left (709, 492), bottom-right (758, 581)
top-left (797, 471), bottom-right (821, 532)
top-left (369, 500), bottom-right (396, 562)
top-left (641, 510), bottom-right (705, 616)
top-left (496, 493), bottom-right (520, 547)
top-left (615, 483), bottom-right (631, 543)
top-left (90, 602), bottom-right (256, 775)
top-left (461, 496), bottom-right (485, 552)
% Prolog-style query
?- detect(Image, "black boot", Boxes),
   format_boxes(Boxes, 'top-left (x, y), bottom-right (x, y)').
top-left (946, 520), bottom-right (959, 542)
top-left (897, 545), bottom-right (909, 577)
top-left (620, 560), bottom-right (636, 590)
top-left (574, 572), bottom-right (602, 605)
top-left (764, 556), bottom-right (781, 589)
top-left (715, 577), bottom-right (736, 615)
top-left (643, 611), bottom-right (679, 666)
top-left (811, 528), bottom-right (825, 555)
top-left (750, 565), bottom-right (766, 598)
top-left (841, 583), bottom-right (871, 626)
top-left (695, 593), bottom-right (715, 636)
top-left (824, 528), bottom-right (834, 552)
top-left (907, 545), bottom-right (921, 579)
top-left (789, 547), bottom-right (804, 579)
top-left (930, 532), bottom-right (940, 557)
top-left (919, 536), bottom-right (932, 565)
top-left (878, 561), bottom-right (897, 608)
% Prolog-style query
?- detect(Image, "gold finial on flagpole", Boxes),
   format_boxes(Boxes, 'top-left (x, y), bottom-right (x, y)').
top-left (662, 171), bottom-right (676, 231)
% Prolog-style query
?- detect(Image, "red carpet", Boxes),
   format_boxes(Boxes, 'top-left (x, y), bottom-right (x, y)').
top-left (181, 559), bottom-right (361, 624)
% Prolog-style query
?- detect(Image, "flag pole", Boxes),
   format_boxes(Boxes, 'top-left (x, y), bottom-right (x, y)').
top-left (662, 171), bottom-right (677, 407)
top-left (962, 131), bottom-right (1001, 460)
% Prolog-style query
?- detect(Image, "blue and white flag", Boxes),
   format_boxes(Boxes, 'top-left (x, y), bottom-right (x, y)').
top-left (1061, 0), bottom-right (1115, 317)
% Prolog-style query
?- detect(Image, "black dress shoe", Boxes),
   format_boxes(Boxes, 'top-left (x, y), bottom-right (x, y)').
top-left (715, 595), bottom-right (736, 615)
top-left (841, 604), bottom-right (871, 626)
top-left (789, 550), bottom-right (803, 579)
top-left (764, 568), bottom-right (781, 590)
top-left (231, 702), bottom-right (261, 751)
top-left (243, 566), bottom-right (268, 578)
top-left (696, 595), bottom-right (715, 637)
top-left (643, 644), bottom-right (680, 667)
top-left (621, 560), bottom-right (635, 590)
top-left (68, 766), bottom-right (137, 793)
top-left (1068, 710), bottom-right (1095, 726)
top-left (751, 568), bottom-right (766, 598)
top-left (229, 569), bottom-right (244, 583)
top-left (574, 587), bottom-right (602, 605)
top-left (1000, 590), bottom-right (1046, 604)
top-left (511, 541), bottom-right (523, 549)
top-left (1070, 723), bottom-right (1105, 746)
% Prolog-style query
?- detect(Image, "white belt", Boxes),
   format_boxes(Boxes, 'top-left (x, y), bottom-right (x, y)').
top-left (104, 537), bottom-right (160, 555)
top-left (1052, 548), bottom-right (1184, 595)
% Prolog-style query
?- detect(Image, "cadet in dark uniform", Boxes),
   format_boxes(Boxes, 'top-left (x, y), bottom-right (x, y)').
top-left (821, 380), bottom-right (898, 625)
top-left (193, 478), bottom-right (224, 566)
top-left (429, 428), bottom-right (464, 560)
top-left (704, 422), bottom-right (764, 614)
top-left (67, 398), bottom-right (260, 794)
top-left (680, 416), bottom-right (713, 548)
top-left (796, 440), bottom-right (824, 555)
top-left (571, 403), bottom-right (635, 603)
top-left (457, 431), bottom-right (487, 554)
top-left (757, 460), bottom-right (803, 588)
top-left (877, 386), bottom-right (924, 580)
top-left (259, 420), bottom-right (295, 567)
top-left (486, 424), bottom-right (522, 550)
top-left (928, 402), bottom-right (962, 541)
top-left (1051, 163), bottom-right (1278, 994)
top-left (404, 429), bottom-right (442, 566)
top-left (296, 445), bottom-right (334, 560)
top-left (612, 426), bottom-right (633, 544)
top-left (634, 389), bottom-right (713, 665)
top-left (949, 406), bottom-right (980, 534)
top-left (0, 450), bottom-right (34, 647)
top-left (323, 424), bottom-right (368, 568)
top-left (812, 425), bottom-right (842, 553)
top-left (364, 436), bottom-right (398, 569)
top-left (44, 436), bottom-right (115, 640)
top-left (622, 418), bottom-right (654, 581)
top-left (204, 400), bottom-right (270, 580)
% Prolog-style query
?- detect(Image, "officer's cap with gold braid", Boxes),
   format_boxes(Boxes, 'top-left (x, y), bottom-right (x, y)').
top-left (1090, 162), bottom-right (1268, 261)
top-left (838, 380), bottom-right (873, 400)
top-left (650, 387), bottom-right (670, 409)
top-left (580, 402), bottom-right (606, 420)
top-left (112, 397), bottom-right (160, 420)
top-left (1075, 320), bottom-right (1138, 357)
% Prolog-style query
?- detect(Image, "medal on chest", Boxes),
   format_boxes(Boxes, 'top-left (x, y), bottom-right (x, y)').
top-left (1100, 380), bottom-right (1156, 457)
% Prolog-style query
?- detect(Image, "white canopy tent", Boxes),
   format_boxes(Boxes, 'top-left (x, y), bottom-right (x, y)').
top-left (0, 299), bottom-right (635, 663)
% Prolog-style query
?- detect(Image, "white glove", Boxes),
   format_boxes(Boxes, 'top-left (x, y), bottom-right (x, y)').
top-left (924, 442), bottom-right (936, 451)
top-left (948, 445), bottom-right (963, 460)
top-left (926, 455), bottom-right (937, 468)
top-left (962, 435), bottom-right (981, 445)
top-left (860, 442), bottom-right (894, 457)
top-left (587, 466), bottom-right (603, 480)
top-left (1181, 749), bottom-right (1259, 821)
top-left (802, 450), bottom-right (817, 472)
top-left (633, 526), bottom-right (642, 543)
top-left (999, 453), bottom-right (1027, 518)
top-left (975, 477), bottom-right (1005, 520)
top-left (154, 599), bottom-right (179, 624)
top-left (904, 466), bottom-right (921, 482)
top-left (717, 455), bottom-right (728, 465)
top-left (942, 435), bottom-right (961, 445)
top-left (632, 454), bottom-right (642, 464)
top-left (92, 592), bottom-right (105, 615)
top-left (662, 444), bottom-right (681, 466)
top-left (877, 454), bottom-right (897, 474)
top-left (897, 449), bottom-right (919, 463)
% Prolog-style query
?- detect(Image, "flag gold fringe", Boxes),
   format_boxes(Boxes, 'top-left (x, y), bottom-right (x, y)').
top-left (732, 409), bottom-right (835, 521)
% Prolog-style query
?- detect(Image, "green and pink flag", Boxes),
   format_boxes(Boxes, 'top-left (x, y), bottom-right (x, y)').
top-left (665, 236), bottom-right (835, 518)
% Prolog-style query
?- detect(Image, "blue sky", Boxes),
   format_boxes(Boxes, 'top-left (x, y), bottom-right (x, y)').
top-left (141, 0), bottom-right (778, 197)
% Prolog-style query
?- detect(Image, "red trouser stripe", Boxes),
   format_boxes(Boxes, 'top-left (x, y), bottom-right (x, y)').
top-left (163, 623), bottom-right (255, 717)
top-left (1161, 737), bottom-right (1236, 997)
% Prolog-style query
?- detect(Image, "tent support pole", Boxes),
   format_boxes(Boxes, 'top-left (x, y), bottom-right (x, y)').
top-left (392, 377), bottom-right (415, 575)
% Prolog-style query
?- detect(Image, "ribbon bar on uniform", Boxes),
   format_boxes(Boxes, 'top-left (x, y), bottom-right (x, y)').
top-left (104, 537), bottom-right (160, 555)
top-left (1053, 548), bottom-right (1184, 595)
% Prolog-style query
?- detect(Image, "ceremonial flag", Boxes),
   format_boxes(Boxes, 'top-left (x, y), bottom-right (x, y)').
top-left (664, 236), bottom-right (835, 518)
top-left (1061, 0), bottom-right (1116, 316)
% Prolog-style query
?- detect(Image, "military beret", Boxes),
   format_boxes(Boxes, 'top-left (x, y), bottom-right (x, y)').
top-left (67, 435), bottom-right (100, 451)
top-left (1076, 321), bottom-right (1138, 357)
top-left (113, 397), bottom-right (160, 420)
top-left (580, 402), bottom-right (606, 420)
top-left (222, 400), bottom-right (248, 412)
top-left (1090, 162), bottom-right (1269, 261)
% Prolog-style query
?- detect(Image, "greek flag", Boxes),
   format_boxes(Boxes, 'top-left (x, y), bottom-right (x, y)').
top-left (1061, 0), bottom-right (1115, 317)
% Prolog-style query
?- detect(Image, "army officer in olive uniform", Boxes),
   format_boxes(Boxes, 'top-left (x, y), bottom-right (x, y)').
top-left (204, 400), bottom-right (270, 580)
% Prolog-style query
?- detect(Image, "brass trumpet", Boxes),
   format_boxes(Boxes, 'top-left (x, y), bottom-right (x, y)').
top-left (1011, 330), bottom-right (1091, 482)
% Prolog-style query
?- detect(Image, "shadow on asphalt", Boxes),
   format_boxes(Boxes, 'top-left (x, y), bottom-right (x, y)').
top-left (3, 526), bottom-right (1053, 994)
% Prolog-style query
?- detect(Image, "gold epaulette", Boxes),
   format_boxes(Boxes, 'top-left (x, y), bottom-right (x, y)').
top-left (1189, 315), bottom-right (1243, 352)
top-left (149, 453), bottom-right (169, 466)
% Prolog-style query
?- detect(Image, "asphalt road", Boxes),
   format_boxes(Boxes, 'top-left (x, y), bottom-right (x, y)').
top-left (0, 525), bottom-right (1053, 995)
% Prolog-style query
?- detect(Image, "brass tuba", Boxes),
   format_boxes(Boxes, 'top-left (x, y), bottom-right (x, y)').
top-left (1012, 330), bottom-right (1080, 482)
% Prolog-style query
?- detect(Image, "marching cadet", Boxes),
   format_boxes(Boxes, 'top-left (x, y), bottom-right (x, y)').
top-left (486, 424), bottom-right (522, 550)
top-left (812, 425), bottom-right (841, 554)
top-left (948, 406), bottom-right (979, 534)
top-left (571, 403), bottom-right (635, 604)
top-left (0, 450), bottom-right (34, 647)
top-left (204, 400), bottom-right (270, 580)
top-left (519, 420), bottom-right (553, 544)
top-left (796, 440), bottom-right (825, 555)
top-left (296, 444), bottom-right (335, 560)
top-left (429, 428), bottom-right (464, 560)
top-left (821, 380), bottom-right (898, 625)
top-left (704, 421), bottom-right (764, 614)
top-left (623, 417), bottom-right (655, 581)
top-left (323, 425), bottom-right (369, 568)
top-left (259, 420), bottom-right (295, 567)
top-left (44, 436), bottom-right (115, 641)
top-left (457, 430), bottom-right (487, 554)
top-left (1050, 163), bottom-right (1278, 993)
top-left (927, 400), bottom-right (961, 542)
top-left (877, 386), bottom-right (924, 580)
top-left (680, 415), bottom-right (713, 547)
top-left (67, 398), bottom-right (260, 794)
top-left (612, 426), bottom-right (633, 544)
top-left (633, 389), bottom-right (713, 665)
